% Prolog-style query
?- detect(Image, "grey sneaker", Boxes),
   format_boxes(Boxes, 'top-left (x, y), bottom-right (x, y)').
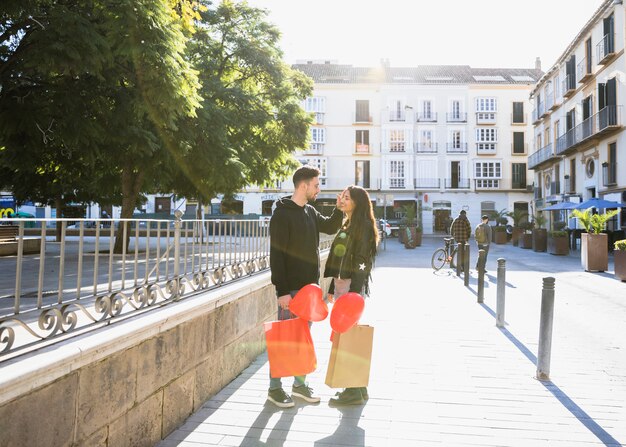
top-left (267, 388), bottom-right (294, 408)
top-left (329, 387), bottom-right (365, 406)
top-left (291, 384), bottom-right (321, 403)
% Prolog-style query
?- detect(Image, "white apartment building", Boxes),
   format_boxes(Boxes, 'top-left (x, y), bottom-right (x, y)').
top-left (529, 0), bottom-right (626, 233)
top-left (241, 61), bottom-right (542, 234)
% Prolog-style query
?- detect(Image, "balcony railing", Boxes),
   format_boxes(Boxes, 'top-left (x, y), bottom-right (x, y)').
top-left (532, 102), bottom-right (545, 123)
top-left (562, 74), bottom-right (576, 98)
top-left (549, 181), bottom-right (561, 197)
top-left (597, 33), bottom-right (615, 65)
top-left (383, 110), bottom-right (414, 123)
top-left (446, 142), bottom-right (468, 154)
top-left (414, 142), bottom-right (438, 154)
top-left (446, 112), bottom-right (467, 123)
top-left (355, 143), bottom-right (370, 154)
top-left (416, 112), bottom-right (437, 122)
top-left (534, 186), bottom-right (542, 200)
top-left (353, 112), bottom-right (373, 124)
top-left (577, 57), bottom-right (593, 83)
top-left (602, 162), bottom-right (617, 186)
top-left (528, 143), bottom-right (556, 170)
top-left (511, 113), bottom-right (527, 125)
top-left (564, 178), bottom-right (575, 194)
top-left (312, 112), bottom-right (324, 125)
top-left (545, 91), bottom-right (554, 110)
top-left (444, 178), bottom-right (470, 189)
top-left (413, 178), bottom-right (440, 189)
top-left (555, 105), bottom-right (623, 155)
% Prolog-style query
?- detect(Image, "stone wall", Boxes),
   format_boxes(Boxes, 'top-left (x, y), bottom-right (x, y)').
top-left (0, 275), bottom-right (277, 447)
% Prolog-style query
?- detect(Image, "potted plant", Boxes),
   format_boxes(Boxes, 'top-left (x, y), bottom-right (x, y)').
top-left (614, 239), bottom-right (626, 281)
top-left (571, 208), bottom-right (619, 272)
top-left (507, 209), bottom-right (528, 246)
top-left (519, 221), bottom-right (534, 249)
top-left (493, 225), bottom-right (507, 244)
top-left (491, 208), bottom-right (508, 243)
top-left (532, 213), bottom-right (547, 252)
top-left (548, 221), bottom-right (569, 256)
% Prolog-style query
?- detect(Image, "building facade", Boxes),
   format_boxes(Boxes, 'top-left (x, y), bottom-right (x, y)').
top-left (241, 61), bottom-right (542, 234)
top-left (528, 0), bottom-right (626, 231)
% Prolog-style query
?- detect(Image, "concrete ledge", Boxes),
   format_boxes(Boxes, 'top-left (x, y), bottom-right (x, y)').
top-left (0, 271), bottom-right (277, 446)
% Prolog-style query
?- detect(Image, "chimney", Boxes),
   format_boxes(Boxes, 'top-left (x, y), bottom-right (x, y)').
top-left (535, 57), bottom-right (542, 71)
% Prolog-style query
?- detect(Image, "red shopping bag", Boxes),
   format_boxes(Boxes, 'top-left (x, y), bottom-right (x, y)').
top-left (264, 317), bottom-right (317, 378)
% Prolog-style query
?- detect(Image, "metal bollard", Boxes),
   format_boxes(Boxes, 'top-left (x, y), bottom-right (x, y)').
top-left (173, 210), bottom-right (183, 300)
top-left (477, 249), bottom-right (485, 302)
top-left (456, 242), bottom-right (464, 277)
top-left (464, 241), bottom-right (470, 286)
top-left (496, 258), bottom-right (506, 327)
top-left (536, 277), bottom-right (556, 381)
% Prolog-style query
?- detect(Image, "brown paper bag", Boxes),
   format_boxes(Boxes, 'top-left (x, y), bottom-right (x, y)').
top-left (325, 325), bottom-right (374, 388)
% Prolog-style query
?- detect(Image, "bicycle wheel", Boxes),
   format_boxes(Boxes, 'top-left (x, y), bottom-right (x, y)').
top-left (431, 248), bottom-right (447, 271)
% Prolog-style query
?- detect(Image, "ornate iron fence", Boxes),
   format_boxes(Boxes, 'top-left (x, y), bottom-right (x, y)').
top-left (0, 213), bottom-right (333, 359)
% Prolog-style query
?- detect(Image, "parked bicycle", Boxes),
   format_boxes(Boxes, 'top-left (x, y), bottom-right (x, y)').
top-left (431, 237), bottom-right (457, 271)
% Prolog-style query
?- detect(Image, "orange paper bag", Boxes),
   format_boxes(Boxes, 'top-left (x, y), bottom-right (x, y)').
top-left (264, 318), bottom-right (317, 378)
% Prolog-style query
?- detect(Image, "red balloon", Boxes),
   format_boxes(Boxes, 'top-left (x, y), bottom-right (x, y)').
top-left (289, 284), bottom-right (328, 322)
top-left (330, 292), bottom-right (364, 333)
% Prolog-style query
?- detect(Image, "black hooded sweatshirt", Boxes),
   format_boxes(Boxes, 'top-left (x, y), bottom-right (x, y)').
top-left (270, 197), bottom-right (343, 297)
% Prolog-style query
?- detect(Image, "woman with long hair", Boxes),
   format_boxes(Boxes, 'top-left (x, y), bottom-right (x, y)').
top-left (323, 185), bottom-right (379, 405)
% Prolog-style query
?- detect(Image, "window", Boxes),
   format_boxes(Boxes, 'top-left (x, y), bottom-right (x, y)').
top-left (389, 161), bottom-right (405, 188)
top-left (544, 126), bottom-right (551, 146)
top-left (474, 161), bottom-right (501, 188)
top-left (389, 130), bottom-right (406, 152)
top-left (355, 130), bottom-right (370, 153)
top-left (452, 130), bottom-right (462, 149)
top-left (420, 129), bottom-right (434, 148)
top-left (310, 127), bottom-right (325, 151)
top-left (512, 102), bottom-right (525, 123)
top-left (305, 97), bottom-right (325, 124)
top-left (476, 128), bottom-right (497, 152)
top-left (451, 100), bottom-right (461, 119)
top-left (604, 142), bottom-right (617, 185)
top-left (302, 157), bottom-right (327, 186)
top-left (586, 158), bottom-right (595, 178)
top-left (569, 158), bottom-right (576, 193)
top-left (513, 132), bottom-right (525, 154)
top-left (512, 163), bottom-right (527, 189)
top-left (355, 100), bottom-right (370, 122)
top-left (355, 160), bottom-right (370, 188)
top-left (422, 100), bottom-right (433, 120)
top-left (476, 97), bottom-right (497, 112)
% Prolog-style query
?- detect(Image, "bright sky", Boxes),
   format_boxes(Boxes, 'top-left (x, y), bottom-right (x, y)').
top-left (243, 0), bottom-right (606, 70)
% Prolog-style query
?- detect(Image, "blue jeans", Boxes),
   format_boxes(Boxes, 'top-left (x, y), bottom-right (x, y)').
top-left (269, 291), bottom-right (307, 390)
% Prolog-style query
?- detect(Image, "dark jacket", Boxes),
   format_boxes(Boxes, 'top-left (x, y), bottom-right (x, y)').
top-left (450, 214), bottom-right (472, 243)
top-left (270, 197), bottom-right (342, 297)
top-left (323, 222), bottom-right (376, 295)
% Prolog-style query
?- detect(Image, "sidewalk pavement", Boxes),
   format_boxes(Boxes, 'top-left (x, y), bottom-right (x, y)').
top-left (158, 236), bottom-right (626, 447)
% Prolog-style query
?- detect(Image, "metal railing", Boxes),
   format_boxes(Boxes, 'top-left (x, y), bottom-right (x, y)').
top-left (562, 74), bottom-right (576, 97)
top-left (414, 142), bottom-right (438, 153)
top-left (446, 142), bottom-right (468, 153)
top-left (545, 90), bottom-right (554, 110)
top-left (446, 112), bottom-right (467, 122)
top-left (444, 178), bottom-right (470, 189)
top-left (556, 105), bottom-right (622, 155)
top-left (577, 56), bottom-right (592, 82)
top-left (597, 33), bottom-right (615, 64)
top-left (528, 143), bottom-right (555, 169)
top-left (0, 215), bottom-right (333, 358)
top-left (413, 178), bottom-right (440, 189)
top-left (416, 112), bottom-right (437, 122)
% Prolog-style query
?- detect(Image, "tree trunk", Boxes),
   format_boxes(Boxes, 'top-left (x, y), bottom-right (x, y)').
top-left (113, 167), bottom-right (144, 254)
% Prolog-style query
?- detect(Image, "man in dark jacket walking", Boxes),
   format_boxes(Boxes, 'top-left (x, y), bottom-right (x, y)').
top-left (268, 165), bottom-right (342, 408)
top-left (450, 209), bottom-right (472, 244)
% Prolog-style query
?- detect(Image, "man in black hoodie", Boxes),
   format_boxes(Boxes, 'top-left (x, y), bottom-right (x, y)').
top-left (268, 165), bottom-right (342, 408)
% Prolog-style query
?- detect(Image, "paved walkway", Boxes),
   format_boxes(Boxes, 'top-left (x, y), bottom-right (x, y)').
top-left (159, 236), bottom-right (626, 447)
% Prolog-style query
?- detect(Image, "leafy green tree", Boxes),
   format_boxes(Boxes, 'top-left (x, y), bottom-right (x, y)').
top-left (166, 0), bottom-right (312, 207)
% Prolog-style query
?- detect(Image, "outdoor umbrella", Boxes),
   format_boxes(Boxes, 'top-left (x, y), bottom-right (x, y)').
top-left (574, 197), bottom-right (626, 210)
top-left (542, 202), bottom-right (578, 211)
